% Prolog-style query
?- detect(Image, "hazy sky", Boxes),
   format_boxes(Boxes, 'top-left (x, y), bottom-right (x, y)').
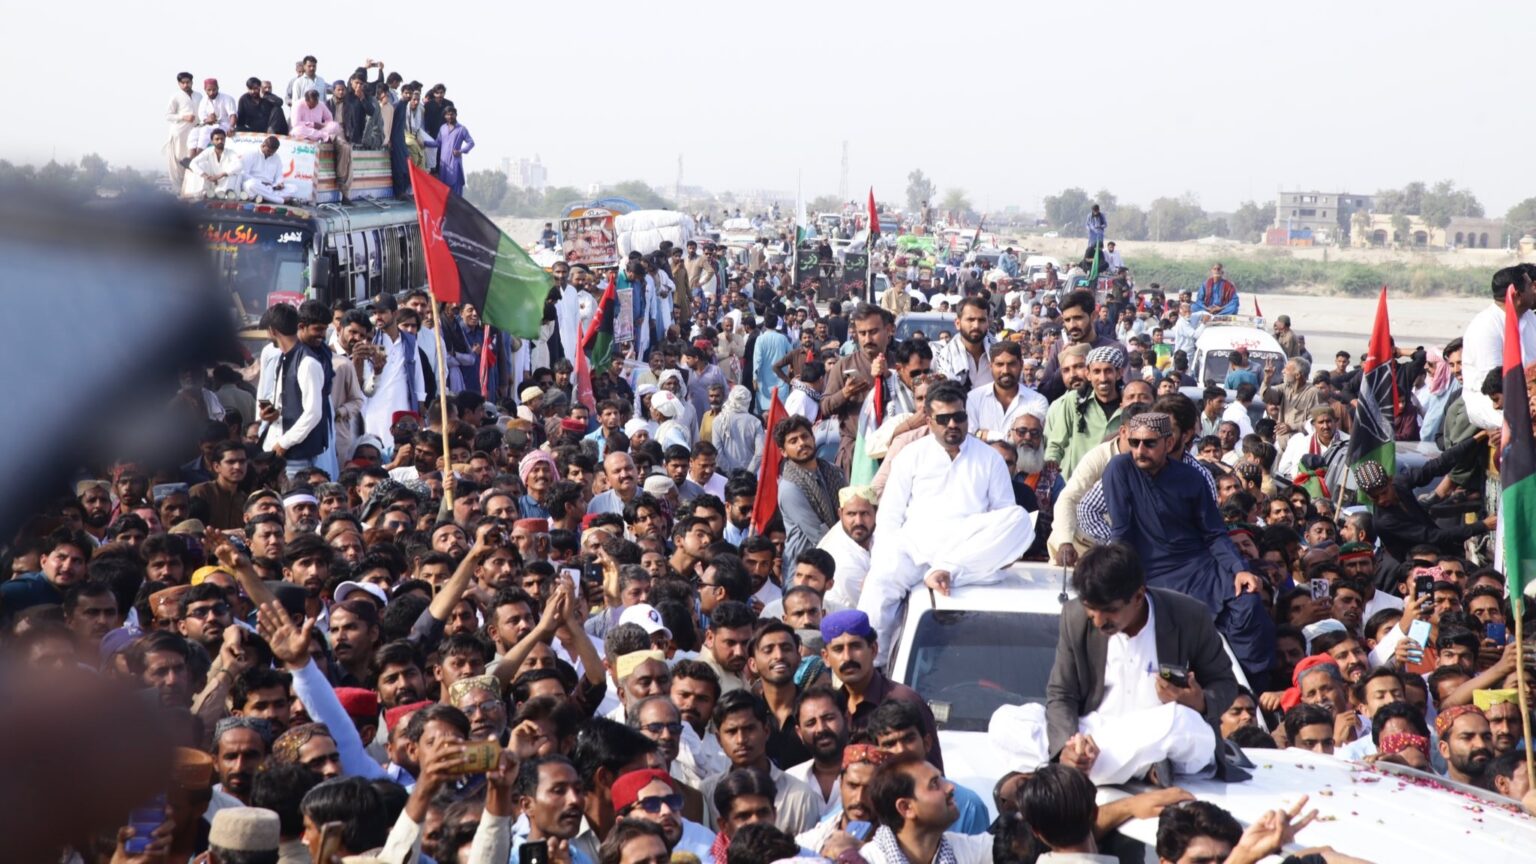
top-left (6, 1), bottom-right (1531, 214)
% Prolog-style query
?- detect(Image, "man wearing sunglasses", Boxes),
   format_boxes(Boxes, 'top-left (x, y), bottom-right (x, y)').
top-left (612, 768), bottom-right (718, 863)
top-left (1101, 412), bottom-right (1272, 688)
top-left (857, 380), bottom-right (1034, 664)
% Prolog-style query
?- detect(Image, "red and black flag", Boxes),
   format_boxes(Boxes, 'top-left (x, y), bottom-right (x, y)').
top-left (1501, 286), bottom-right (1535, 609)
top-left (408, 162), bottom-right (546, 338)
top-left (1346, 286), bottom-right (1397, 499)
top-left (581, 272), bottom-right (618, 370)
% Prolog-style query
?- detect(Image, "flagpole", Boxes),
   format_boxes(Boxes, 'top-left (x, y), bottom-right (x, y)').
top-left (432, 300), bottom-right (456, 512)
top-left (1516, 602), bottom-right (1535, 792)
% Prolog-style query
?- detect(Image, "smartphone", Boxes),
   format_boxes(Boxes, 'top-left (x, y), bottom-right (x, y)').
top-left (1487, 622), bottom-right (1508, 646)
top-left (559, 567), bottom-right (581, 584)
top-left (1414, 575), bottom-right (1435, 597)
top-left (1309, 578), bottom-right (1331, 601)
top-left (315, 821), bottom-right (345, 864)
top-left (581, 561), bottom-right (605, 584)
top-left (452, 740), bottom-right (502, 776)
top-left (257, 399), bottom-right (272, 410)
top-left (845, 820), bottom-right (873, 841)
top-left (1407, 619), bottom-right (1432, 656)
top-left (519, 839), bottom-right (550, 864)
top-left (125, 794), bottom-right (167, 854)
top-left (1158, 663), bottom-right (1190, 688)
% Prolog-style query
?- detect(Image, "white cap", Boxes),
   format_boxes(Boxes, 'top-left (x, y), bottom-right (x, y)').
top-left (619, 603), bottom-right (671, 640)
top-left (334, 580), bottom-right (388, 607)
top-left (642, 474), bottom-right (677, 498)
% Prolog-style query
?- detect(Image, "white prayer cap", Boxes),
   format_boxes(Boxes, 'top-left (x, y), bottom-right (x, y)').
top-left (651, 390), bottom-right (682, 419)
top-left (1302, 618), bottom-right (1347, 653)
top-left (988, 703), bottom-right (1051, 774)
top-left (642, 474), bottom-right (676, 498)
top-left (624, 418), bottom-right (650, 437)
top-left (209, 807), bottom-right (280, 853)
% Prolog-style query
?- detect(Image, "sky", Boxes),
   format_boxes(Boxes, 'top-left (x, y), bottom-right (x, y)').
top-left (6, 1), bottom-right (1532, 214)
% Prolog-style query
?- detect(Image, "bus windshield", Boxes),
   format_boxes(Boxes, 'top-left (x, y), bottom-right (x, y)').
top-left (198, 220), bottom-right (311, 321)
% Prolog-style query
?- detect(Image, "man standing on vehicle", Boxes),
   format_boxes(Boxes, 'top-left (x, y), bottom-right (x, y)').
top-left (1046, 542), bottom-right (1236, 786)
top-left (965, 341), bottom-right (1048, 443)
top-left (931, 297), bottom-right (993, 390)
top-left (1085, 205), bottom-right (1107, 261)
top-left (362, 294), bottom-right (425, 444)
top-left (165, 72), bottom-right (199, 190)
top-left (821, 304), bottom-right (895, 473)
top-left (1045, 346), bottom-right (1129, 481)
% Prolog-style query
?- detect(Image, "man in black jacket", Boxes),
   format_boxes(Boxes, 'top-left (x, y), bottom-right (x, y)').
top-left (1353, 436), bottom-right (1496, 563)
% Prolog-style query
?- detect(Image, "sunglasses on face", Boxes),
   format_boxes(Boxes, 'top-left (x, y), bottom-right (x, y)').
top-left (933, 411), bottom-right (967, 427)
top-left (630, 793), bottom-right (684, 814)
top-left (639, 721), bottom-right (683, 736)
top-left (1128, 437), bottom-right (1163, 449)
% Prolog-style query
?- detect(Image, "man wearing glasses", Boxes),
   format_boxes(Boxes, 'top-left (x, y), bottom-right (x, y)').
top-left (856, 380), bottom-right (1034, 663)
top-left (1101, 412), bottom-right (1272, 686)
top-left (611, 768), bottom-right (718, 862)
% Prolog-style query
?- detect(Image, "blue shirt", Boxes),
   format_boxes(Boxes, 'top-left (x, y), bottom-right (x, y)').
top-left (519, 494), bottom-right (552, 520)
top-left (0, 572), bottom-right (62, 618)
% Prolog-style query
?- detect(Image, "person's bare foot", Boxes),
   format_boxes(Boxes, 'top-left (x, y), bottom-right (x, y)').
top-left (924, 570), bottom-right (952, 596)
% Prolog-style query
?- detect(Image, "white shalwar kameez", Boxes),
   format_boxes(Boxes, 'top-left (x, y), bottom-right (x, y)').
top-left (1071, 595), bottom-right (1216, 785)
top-left (241, 151), bottom-right (287, 203)
top-left (858, 434), bottom-right (1033, 662)
top-left (190, 146), bottom-right (243, 197)
top-left (164, 89), bottom-right (198, 187)
top-left (192, 92), bottom-right (236, 149)
top-left (816, 523), bottom-right (870, 608)
top-left (362, 330), bottom-right (426, 442)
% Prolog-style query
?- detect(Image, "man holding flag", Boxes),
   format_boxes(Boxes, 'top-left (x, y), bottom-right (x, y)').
top-left (821, 303), bottom-right (895, 475)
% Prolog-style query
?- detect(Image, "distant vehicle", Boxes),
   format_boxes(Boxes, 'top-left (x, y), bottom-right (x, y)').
top-left (893, 311), bottom-right (956, 343)
top-left (814, 212), bottom-right (843, 233)
top-left (1185, 316), bottom-right (1284, 391)
top-left (1042, 230), bottom-right (1060, 238)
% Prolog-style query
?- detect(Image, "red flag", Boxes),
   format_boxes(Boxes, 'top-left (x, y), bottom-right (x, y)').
top-left (478, 325), bottom-right (495, 397)
top-left (409, 162), bottom-right (463, 305)
top-left (573, 323), bottom-right (595, 413)
top-left (867, 187), bottom-right (879, 237)
top-left (752, 391), bottom-right (788, 535)
top-left (1360, 286), bottom-right (1397, 411)
top-left (1253, 296), bottom-right (1263, 318)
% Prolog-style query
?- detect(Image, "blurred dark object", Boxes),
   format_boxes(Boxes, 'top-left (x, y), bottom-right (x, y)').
top-left (0, 189), bottom-right (235, 540)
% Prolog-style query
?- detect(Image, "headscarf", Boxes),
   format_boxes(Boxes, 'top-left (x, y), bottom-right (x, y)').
top-left (1435, 704), bottom-right (1485, 739)
top-left (519, 450), bottom-right (557, 486)
top-left (719, 385), bottom-right (753, 422)
top-left (657, 369), bottom-right (685, 395)
top-left (841, 743), bottom-right (891, 770)
top-left (652, 390), bottom-right (683, 420)
top-left (1086, 345), bottom-right (1127, 369)
top-left (838, 485), bottom-right (878, 508)
top-left (1279, 654), bottom-right (1340, 713)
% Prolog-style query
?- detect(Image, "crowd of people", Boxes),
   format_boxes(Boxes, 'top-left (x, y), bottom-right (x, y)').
top-left (164, 55), bottom-right (471, 203)
top-left (6, 202), bottom-right (1536, 864)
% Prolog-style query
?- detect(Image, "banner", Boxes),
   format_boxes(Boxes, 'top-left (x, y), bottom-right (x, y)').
top-left (560, 207), bottom-right (619, 268)
top-left (794, 240), bottom-right (820, 287)
top-left (840, 250), bottom-right (868, 295)
top-left (188, 133), bottom-right (319, 202)
top-left (615, 281), bottom-right (635, 344)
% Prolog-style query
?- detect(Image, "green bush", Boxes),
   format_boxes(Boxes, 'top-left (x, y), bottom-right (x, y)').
top-left (1125, 254), bottom-right (1485, 298)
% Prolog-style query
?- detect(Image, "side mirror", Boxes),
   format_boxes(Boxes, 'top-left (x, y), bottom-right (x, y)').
top-left (311, 253), bottom-right (334, 293)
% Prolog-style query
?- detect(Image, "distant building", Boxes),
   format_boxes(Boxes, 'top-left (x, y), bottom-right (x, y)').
top-left (1351, 214), bottom-right (1505, 249)
top-left (1269, 191), bottom-right (1374, 246)
top-left (504, 155), bottom-right (548, 191)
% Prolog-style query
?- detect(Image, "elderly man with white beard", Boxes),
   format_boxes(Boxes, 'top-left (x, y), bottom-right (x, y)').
top-left (817, 486), bottom-right (877, 609)
top-left (857, 380), bottom-right (1033, 663)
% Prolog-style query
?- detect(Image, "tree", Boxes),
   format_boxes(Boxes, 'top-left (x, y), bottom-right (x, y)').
top-left (1228, 200), bottom-right (1271, 243)
top-left (1390, 214), bottom-right (1412, 246)
top-left (541, 186), bottom-right (585, 217)
top-left (940, 188), bottom-right (972, 216)
top-left (1506, 197), bottom-right (1536, 239)
top-left (1147, 195), bottom-right (1207, 242)
top-left (78, 153), bottom-right (109, 190)
top-left (1042, 187), bottom-right (1092, 236)
top-left (600, 180), bottom-right (674, 211)
top-left (906, 169), bottom-right (934, 213)
top-left (1092, 189), bottom-right (1118, 214)
top-left (1419, 179), bottom-right (1483, 230)
top-left (1375, 181), bottom-right (1427, 216)
top-left (807, 194), bottom-right (843, 216)
top-left (464, 170), bottom-right (508, 213)
top-left (1114, 205), bottom-right (1149, 242)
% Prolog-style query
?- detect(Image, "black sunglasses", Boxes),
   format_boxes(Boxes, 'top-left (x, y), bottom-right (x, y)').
top-left (933, 411), bottom-right (967, 427)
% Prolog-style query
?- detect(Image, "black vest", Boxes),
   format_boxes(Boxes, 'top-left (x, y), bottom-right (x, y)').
top-left (279, 343), bottom-right (335, 460)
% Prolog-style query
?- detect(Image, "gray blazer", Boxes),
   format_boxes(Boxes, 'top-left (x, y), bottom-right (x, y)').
top-left (1046, 587), bottom-right (1238, 758)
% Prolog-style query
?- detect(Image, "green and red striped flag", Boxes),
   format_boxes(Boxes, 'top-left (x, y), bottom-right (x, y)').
top-left (408, 162), bottom-right (547, 339)
top-left (582, 273), bottom-right (618, 370)
top-left (1500, 286), bottom-right (1535, 611)
top-left (1346, 287), bottom-right (1397, 502)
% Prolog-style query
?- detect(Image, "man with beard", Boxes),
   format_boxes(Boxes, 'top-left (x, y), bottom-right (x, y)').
top-left (932, 296), bottom-right (994, 390)
top-left (859, 381), bottom-right (1032, 659)
top-left (699, 691), bottom-right (822, 835)
top-left (328, 600), bottom-right (380, 687)
top-left (785, 686), bottom-right (848, 813)
top-left (796, 743), bottom-right (884, 857)
top-left (76, 479), bottom-right (113, 542)
top-left (1046, 345), bottom-right (1131, 481)
top-left (1478, 690), bottom-right (1526, 757)
top-left (178, 583), bottom-right (234, 653)
top-left (1046, 542), bottom-right (1235, 786)
top-left (1261, 356), bottom-right (1322, 452)
top-left (748, 620), bottom-right (809, 768)
top-left (126, 630), bottom-right (195, 710)
top-left (862, 754), bottom-right (993, 864)
top-left (626, 696), bottom-right (708, 820)
top-left (966, 341), bottom-right (1048, 443)
top-left (213, 717), bottom-right (271, 805)
top-left (511, 755), bottom-right (595, 864)
top-left (283, 488), bottom-right (322, 537)
top-left (867, 701), bottom-right (990, 834)
top-left (282, 533), bottom-right (332, 621)
top-left (190, 441), bottom-right (250, 530)
top-left (612, 769), bottom-right (717, 862)
top-left (821, 610), bottom-right (943, 772)
top-left (702, 601), bottom-right (755, 695)
top-left (231, 666), bottom-right (294, 735)
top-left (817, 487), bottom-right (874, 610)
top-left (1039, 290), bottom-right (1124, 402)
top-left (775, 416), bottom-right (845, 584)
top-left (1277, 406), bottom-right (1350, 492)
top-left (1437, 705), bottom-right (1495, 786)
top-left (820, 304), bottom-right (895, 473)
top-left (1309, 630), bottom-right (1369, 686)
top-left (1101, 412), bottom-right (1271, 686)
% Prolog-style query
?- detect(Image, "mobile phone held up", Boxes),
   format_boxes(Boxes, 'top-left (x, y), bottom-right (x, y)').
top-left (520, 840), bottom-right (550, 864)
top-left (125, 794), bottom-right (167, 855)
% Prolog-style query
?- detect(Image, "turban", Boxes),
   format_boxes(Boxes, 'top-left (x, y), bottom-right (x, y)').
top-left (209, 807), bottom-right (281, 853)
top-left (1337, 542), bottom-right (1374, 562)
top-left (559, 417), bottom-right (587, 434)
top-left (448, 675), bottom-right (501, 706)
top-left (519, 450), bottom-right (557, 485)
top-left (1126, 412), bottom-right (1171, 437)
top-left (174, 747), bottom-right (215, 789)
top-left (1086, 345), bottom-right (1126, 370)
top-left (657, 369), bottom-right (685, 391)
top-left (842, 743), bottom-right (892, 771)
top-left (215, 716), bottom-right (274, 748)
top-left (1279, 654), bottom-right (1340, 713)
top-left (1473, 689), bottom-right (1519, 712)
top-left (335, 687), bottom-right (380, 722)
top-left (1353, 460), bottom-right (1390, 493)
top-left (615, 650), bottom-right (666, 681)
top-left (820, 609), bottom-right (875, 645)
top-left (612, 769), bottom-right (676, 812)
top-left (1379, 732), bottom-right (1430, 756)
top-left (153, 483), bottom-right (189, 503)
top-left (624, 418), bottom-right (651, 437)
top-left (839, 486), bottom-right (879, 508)
top-left (271, 723), bottom-right (332, 765)
top-left (652, 390), bottom-right (682, 419)
top-left (383, 700), bottom-right (433, 733)
top-left (283, 491), bottom-right (318, 508)
top-left (1435, 704), bottom-right (1485, 738)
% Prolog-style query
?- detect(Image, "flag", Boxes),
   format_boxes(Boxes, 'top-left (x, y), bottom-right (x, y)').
top-left (1346, 287), bottom-right (1397, 501)
top-left (848, 378), bottom-right (886, 486)
top-left (1501, 286), bottom-right (1536, 611)
top-left (970, 214), bottom-right (985, 252)
top-left (582, 273), bottom-right (618, 370)
top-left (1253, 296), bottom-right (1264, 318)
top-left (408, 163), bottom-right (548, 339)
top-left (1293, 469), bottom-right (1330, 502)
top-left (478, 325), bottom-right (494, 397)
top-left (574, 333), bottom-right (595, 413)
top-left (867, 187), bottom-right (879, 239)
top-left (752, 391), bottom-right (788, 536)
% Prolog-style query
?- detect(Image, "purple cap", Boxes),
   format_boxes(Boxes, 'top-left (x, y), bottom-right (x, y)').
top-left (820, 609), bottom-right (875, 645)
top-left (99, 627), bottom-right (139, 666)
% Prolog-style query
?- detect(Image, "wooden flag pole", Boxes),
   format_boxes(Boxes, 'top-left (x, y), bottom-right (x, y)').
top-left (432, 300), bottom-right (455, 512)
top-left (1514, 582), bottom-right (1535, 792)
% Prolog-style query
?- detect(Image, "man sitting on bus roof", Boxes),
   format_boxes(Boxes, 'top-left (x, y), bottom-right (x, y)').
top-left (292, 89), bottom-right (341, 143)
top-left (190, 129), bottom-right (242, 199)
top-left (241, 136), bottom-right (287, 204)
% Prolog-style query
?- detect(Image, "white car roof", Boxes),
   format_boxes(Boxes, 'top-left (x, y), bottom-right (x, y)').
top-left (1194, 325), bottom-right (1284, 355)
top-left (915, 562), bottom-right (1074, 616)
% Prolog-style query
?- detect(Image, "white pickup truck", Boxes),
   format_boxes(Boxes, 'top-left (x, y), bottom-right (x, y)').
top-left (886, 564), bottom-right (1532, 859)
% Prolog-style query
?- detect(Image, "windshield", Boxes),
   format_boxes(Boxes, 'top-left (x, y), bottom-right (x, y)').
top-left (1200, 350), bottom-right (1282, 389)
top-left (199, 221), bottom-right (311, 323)
top-left (894, 316), bottom-right (955, 343)
top-left (902, 609), bottom-right (1059, 732)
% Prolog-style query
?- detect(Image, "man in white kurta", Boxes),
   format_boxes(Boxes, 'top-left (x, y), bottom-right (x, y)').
top-left (1461, 269), bottom-right (1536, 431)
top-left (858, 382), bottom-right (1033, 663)
top-left (164, 74), bottom-right (199, 189)
top-left (192, 79), bottom-right (237, 151)
top-left (817, 486), bottom-right (876, 609)
top-left (241, 138), bottom-right (288, 204)
top-left (362, 304), bottom-right (427, 442)
top-left (964, 342), bottom-right (1049, 443)
top-left (189, 132), bottom-right (243, 198)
